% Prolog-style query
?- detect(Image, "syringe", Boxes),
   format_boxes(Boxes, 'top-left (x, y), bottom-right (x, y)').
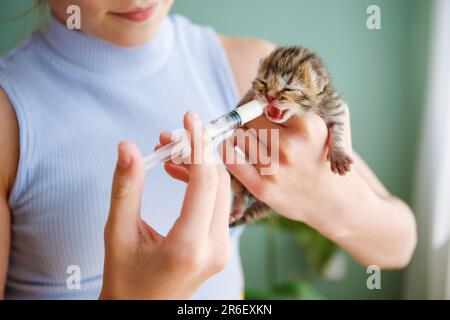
top-left (143, 100), bottom-right (265, 171)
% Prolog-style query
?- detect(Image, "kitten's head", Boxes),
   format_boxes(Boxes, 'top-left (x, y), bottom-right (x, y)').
top-left (253, 46), bottom-right (330, 123)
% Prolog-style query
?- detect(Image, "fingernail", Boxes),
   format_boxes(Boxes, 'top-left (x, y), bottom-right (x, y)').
top-left (118, 144), bottom-right (132, 170)
top-left (189, 110), bottom-right (199, 121)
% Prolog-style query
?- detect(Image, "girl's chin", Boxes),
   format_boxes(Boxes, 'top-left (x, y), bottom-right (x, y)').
top-left (97, 24), bottom-right (159, 47)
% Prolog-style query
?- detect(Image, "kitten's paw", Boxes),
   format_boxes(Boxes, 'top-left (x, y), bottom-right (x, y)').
top-left (229, 216), bottom-right (245, 227)
top-left (229, 208), bottom-right (244, 225)
top-left (230, 194), bottom-right (246, 225)
top-left (327, 149), bottom-right (353, 175)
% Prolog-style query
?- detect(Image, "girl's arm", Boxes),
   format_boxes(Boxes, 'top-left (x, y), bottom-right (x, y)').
top-left (220, 36), bottom-right (276, 97)
top-left (0, 195), bottom-right (10, 299)
top-left (0, 89), bottom-right (20, 298)
top-left (219, 37), bottom-right (416, 268)
top-left (222, 108), bottom-right (416, 268)
top-left (328, 153), bottom-right (417, 267)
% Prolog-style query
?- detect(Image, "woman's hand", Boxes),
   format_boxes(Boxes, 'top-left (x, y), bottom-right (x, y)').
top-left (218, 105), bottom-right (416, 268)
top-left (100, 111), bottom-right (231, 300)
top-left (220, 107), bottom-right (355, 230)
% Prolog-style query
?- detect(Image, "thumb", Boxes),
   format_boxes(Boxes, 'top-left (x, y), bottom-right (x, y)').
top-left (108, 141), bottom-right (145, 237)
top-left (281, 113), bottom-right (306, 132)
top-left (283, 112), bottom-right (327, 139)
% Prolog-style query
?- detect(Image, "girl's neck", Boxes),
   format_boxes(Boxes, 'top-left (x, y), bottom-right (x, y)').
top-left (37, 14), bottom-right (175, 79)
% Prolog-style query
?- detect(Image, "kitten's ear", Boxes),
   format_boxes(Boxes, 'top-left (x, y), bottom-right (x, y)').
top-left (256, 58), bottom-right (264, 70)
top-left (316, 74), bottom-right (329, 94)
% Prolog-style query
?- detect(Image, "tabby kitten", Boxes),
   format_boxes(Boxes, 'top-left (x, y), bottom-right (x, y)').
top-left (229, 46), bottom-right (353, 227)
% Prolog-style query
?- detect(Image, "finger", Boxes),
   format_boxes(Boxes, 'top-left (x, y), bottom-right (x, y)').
top-left (231, 127), bottom-right (259, 163)
top-left (296, 112), bottom-right (329, 148)
top-left (218, 137), bottom-right (266, 199)
top-left (153, 131), bottom-right (173, 151)
top-left (108, 141), bottom-right (146, 240)
top-left (159, 131), bottom-right (172, 146)
top-left (339, 104), bottom-right (353, 152)
top-left (245, 116), bottom-right (285, 153)
top-left (283, 112), bottom-right (329, 146)
top-left (267, 112), bottom-right (328, 164)
top-left (164, 162), bottom-right (189, 183)
top-left (155, 131), bottom-right (192, 170)
top-left (281, 113), bottom-right (306, 132)
top-left (245, 115), bottom-right (281, 131)
top-left (138, 219), bottom-right (164, 244)
top-left (168, 111), bottom-right (219, 241)
top-left (209, 166), bottom-right (231, 241)
top-left (231, 128), bottom-right (273, 169)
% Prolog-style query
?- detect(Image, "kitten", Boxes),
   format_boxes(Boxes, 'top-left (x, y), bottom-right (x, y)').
top-left (229, 46), bottom-right (353, 227)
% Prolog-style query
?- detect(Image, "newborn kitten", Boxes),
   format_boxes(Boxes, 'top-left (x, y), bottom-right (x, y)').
top-left (229, 46), bottom-right (353, 227)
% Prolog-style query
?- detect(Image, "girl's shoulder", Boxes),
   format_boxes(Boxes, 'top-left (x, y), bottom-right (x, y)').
top-left (0, 36), bottom-right (35, 71)
top-left (0, 35), bottom-right (42, 202)
top-left (169, 14), bottom-right (276, 97)
top-left (0, 37), bottom-right (35, 196)
top-left (0, 88), bottom-right (19, 197)
top-left (219, 35), bottom-right (276, 97)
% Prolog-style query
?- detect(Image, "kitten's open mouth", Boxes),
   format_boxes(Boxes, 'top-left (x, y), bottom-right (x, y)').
top-left (267, 103), bottom-right (287, 120)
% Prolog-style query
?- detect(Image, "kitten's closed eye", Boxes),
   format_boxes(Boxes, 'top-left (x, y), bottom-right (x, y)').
top-left (283, 87), bottom-right (302, 93)
top-left (257, 79), bottom-right (267, 86)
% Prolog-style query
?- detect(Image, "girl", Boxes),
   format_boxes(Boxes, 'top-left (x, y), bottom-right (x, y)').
top-left (0, 0), bottom-right (416, 299)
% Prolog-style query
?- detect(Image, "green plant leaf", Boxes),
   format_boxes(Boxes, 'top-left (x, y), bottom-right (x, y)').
top-left (245, 280), bottom-right (324, 300)
top-left (262, 214), bottom-right (339, 274)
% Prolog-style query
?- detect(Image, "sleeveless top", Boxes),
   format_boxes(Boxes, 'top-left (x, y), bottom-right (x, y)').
top-left (0, 14), bottom-right (244, 299)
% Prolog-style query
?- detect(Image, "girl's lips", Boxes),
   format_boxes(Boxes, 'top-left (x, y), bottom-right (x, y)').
top-left (112, 3), bottom-right (158, 22)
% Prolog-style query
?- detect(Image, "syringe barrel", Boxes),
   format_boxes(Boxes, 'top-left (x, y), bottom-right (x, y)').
top-left (144, 100), bottom-right (265, 171)
top-left (143, 139), bottom-right (184, 170)
top-left (205, 110), bottom-right (241, 138)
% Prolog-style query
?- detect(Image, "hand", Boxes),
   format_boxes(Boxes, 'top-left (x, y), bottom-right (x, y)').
top-left (218, 105), bottom-right (416, 268)
top-left (100, 111), bottom-right (231, 299)
top-left (218, 107), bottom-right (354, 232)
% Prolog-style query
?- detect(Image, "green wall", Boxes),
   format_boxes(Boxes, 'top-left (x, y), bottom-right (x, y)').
top-left (0, 1), bottom-right (43, 54)
top-left (0, 0), bottom-right (431, 299)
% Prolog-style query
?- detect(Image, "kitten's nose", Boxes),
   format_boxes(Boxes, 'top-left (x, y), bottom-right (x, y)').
top-left (265, 94), bottom-right (278, 102)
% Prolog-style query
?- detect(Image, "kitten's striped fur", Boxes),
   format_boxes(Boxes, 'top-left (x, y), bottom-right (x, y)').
top-left (229, 46), bottom-right (352, 227)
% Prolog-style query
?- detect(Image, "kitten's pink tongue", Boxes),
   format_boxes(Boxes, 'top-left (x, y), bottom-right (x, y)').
top-left (267, 103), bottom-right (283, 119)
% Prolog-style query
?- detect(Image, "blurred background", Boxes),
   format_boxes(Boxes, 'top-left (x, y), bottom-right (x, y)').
top-left (1, 0), bottom-right (449, 299)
